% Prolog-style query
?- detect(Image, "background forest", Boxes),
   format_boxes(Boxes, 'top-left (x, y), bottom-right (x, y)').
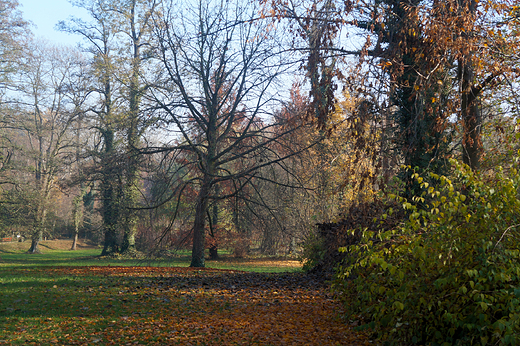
top-left (1, 0), bottom-right (520, 343)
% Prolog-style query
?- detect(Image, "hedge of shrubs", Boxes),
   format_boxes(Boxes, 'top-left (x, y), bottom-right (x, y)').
top-left (334, 160), bottom-right (520, 345)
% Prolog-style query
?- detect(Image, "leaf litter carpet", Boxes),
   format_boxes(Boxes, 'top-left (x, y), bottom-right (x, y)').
top-left (3, 266), bottom-right (373, 345)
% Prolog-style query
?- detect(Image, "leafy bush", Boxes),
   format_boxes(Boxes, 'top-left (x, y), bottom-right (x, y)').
top-left (301, 200), bottom-right (405, 275)
top-left (335, 160), bottom-right (520, 345)
top-left (301, 231), bottom-right (326, 272)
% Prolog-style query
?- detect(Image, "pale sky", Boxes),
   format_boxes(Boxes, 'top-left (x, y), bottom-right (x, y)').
top-left (18, 0), bottom-right (89, 47)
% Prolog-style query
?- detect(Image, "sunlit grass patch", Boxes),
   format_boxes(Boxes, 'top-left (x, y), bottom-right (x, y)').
top-left (0, 239), bottom-right (302, 273)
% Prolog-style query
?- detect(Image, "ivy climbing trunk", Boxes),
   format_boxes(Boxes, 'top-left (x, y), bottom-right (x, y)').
top-left (460, 60), bottom-right (481, 170)
top-left (459, 0), bottom-right (481, 171)
top-left (101, 128), bottom-right (120, 256)
top-left (121, 0), bottom-right (153, 253)
top-left (120, 76), bottom-right (140, 254)
top-left (382, 0), bottom-right (451, 197)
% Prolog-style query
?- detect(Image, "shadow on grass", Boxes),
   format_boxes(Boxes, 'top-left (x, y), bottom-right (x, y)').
top-left (0, 267), bottom-right (322, 321)
top-left (0, 257), bottom-right (191, 269)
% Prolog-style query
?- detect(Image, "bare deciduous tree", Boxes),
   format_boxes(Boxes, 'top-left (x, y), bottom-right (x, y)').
top-left (10, 42), bottom-right (87, 253)
top-left (149, 0), bottom-right (305, 267)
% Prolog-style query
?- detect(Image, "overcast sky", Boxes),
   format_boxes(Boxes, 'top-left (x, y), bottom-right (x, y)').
top-left (18, 0), bottom-right (89, 46)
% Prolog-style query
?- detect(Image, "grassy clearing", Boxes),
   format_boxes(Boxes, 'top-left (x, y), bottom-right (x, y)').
top-left (0, 240), bottom-right (302, 273)
top-left (0, 240), bottom-right (372, 345)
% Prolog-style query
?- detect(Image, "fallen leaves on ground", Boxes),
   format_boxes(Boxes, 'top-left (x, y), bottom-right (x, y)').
top-left (1, 266), bottom-right (374, 345)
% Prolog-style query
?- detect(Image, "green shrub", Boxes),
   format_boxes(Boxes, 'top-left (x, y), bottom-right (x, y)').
top-left (301, 200), bottom-right (405, 275)
top-left (335, 159), bottom-right (520, 345)
top-left (301, 231), bottom-right (326, 272)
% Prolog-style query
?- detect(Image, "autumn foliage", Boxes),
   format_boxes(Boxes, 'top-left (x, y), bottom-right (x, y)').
top-left (335, 161), bottom-right (520, 345)
top-left (0, 265), bottom-right (373, 345)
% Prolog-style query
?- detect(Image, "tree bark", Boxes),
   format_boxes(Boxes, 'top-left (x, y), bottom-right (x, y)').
top-left (28, 210), bottom-right (45, 254)
top-left (121, 162), bottom-right (139, 253)
top-left (71, 233), bottom-right (78, 251)
top-left (461, 65), bottom-right (481, 170)
top-left (459, 0), bottom-right (482, 170)
top-left (27, 235), bottom-right (42, 254)
top-left (121, 0), bottom-right (147, 254)
top-left (101, 128), bottom-right (120, 256)
top-left (71, 193), bottom-right (83, 251)
top-left (208, 201), bottom-right (219, 260)
top-left (190, 174), bottom-right (212, 267)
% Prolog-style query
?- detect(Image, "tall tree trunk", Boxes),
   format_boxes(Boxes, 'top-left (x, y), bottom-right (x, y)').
top-left (28, 170), bottom-right (49, 254)
top-left (71, 192), bottom-right (84, 251)
top-left (190, 174), bottom-right (212, 267)
top-left (459, 0), bottom-right (481, 170)
top-left (121, 180), bottom-right (138, 253)
top-left (461, 62), bottom-right (481, 170)
top-left (101, 128), bottom-right (120, 256)
top-left (71, 116), bottom-right (84, 251)
top-left (208, 186), bottom-right (219, 260)
top-left (27, 232), bottom-right (42, 254)
top-left (384, 0), bottom-right (449, 197)
top-left (28, 206), bottom-right (46, 254)
top-left (71, 233), bottom-right (78, 251)
top-left (28, 117), bottom-right (48, 254)
top-left (121, 147), bottom-right (139, 253)
top-left (101, 177), bottom-right (120, 255)
top-left (121, 1), bottom-right (143, 253)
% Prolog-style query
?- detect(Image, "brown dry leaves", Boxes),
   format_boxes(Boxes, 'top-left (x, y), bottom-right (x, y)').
top-left (4, 266), bottom-right (374, 345)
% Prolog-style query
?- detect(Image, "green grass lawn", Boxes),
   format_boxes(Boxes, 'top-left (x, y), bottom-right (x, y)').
top-left (0, 247), bottom-right (191, 268)
top-left (0, 241), bottom-right (370, 346)
top-left (0, 240), bottom-right (302, 273)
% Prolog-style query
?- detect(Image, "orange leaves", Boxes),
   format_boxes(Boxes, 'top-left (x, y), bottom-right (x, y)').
top-left (1, 267), bottom-right (373, 345)
top-left (379, 60), bottom-right (393, 70)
